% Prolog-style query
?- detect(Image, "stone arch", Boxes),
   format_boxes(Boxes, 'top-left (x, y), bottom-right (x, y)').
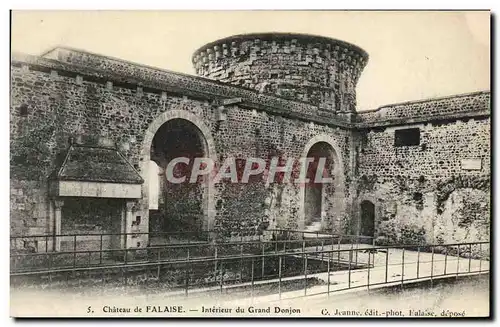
top-left (139, 110), bottom-right (217, 232)
top-left (298, 134), bottom-right (346, 232)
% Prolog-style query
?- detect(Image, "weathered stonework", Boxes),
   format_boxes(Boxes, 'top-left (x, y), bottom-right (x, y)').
top-left (356, 92), bottom-right (490, 127)
top-left (10, 33), bottom-right (491, 252)
top-left (355, 113), bottom-right (490, 245)
top-left (192, 33), bottom-right (368, 111)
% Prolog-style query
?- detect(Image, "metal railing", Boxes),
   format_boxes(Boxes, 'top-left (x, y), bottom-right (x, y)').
top-left (10, 235), bottom-right (489, 301)
top-left (10, 230), bottom-right (373, 274)
top-left (10, 228), bottom-right (374, 253)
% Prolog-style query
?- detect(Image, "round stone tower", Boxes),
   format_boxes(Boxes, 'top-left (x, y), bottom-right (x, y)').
top-left (192, 33), bottom-right (368, 112)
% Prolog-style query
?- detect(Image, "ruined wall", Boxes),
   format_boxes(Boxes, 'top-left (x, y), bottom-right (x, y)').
top-left (356, 92), bottom-right (490, 126)
top-left (11, 46), bottom-right (491, 248)
top-left (193, 33), bottom-right (367, 110)
top-left (356, 114), bottom-right (490, 245)
top-left (10, 61), bottom-right (355, 242)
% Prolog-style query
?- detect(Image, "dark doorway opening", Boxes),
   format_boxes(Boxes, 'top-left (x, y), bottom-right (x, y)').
top-left (360, 200), bottom-right (375, 237)
top-left (149, 118), bottom-right (208, 239)
top-left (304, 142), bottom-right (334, 229)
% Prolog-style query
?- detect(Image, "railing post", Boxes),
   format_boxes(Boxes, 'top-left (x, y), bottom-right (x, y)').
top-left (479, 243), bottom-right (482, 272)
top-left (99, 234), bottom-right (103, 265)
top-left (261, 243), bottom-right (265, 278)
top-left (348, 249), bottom-right (352, 288)
top-left (430, 246), bottom-right (434, 288)
top-left (102, 266), bottom-right (105, 288)
top-left (157, 249), bottom-right (161, 284)
top-left (48, 251), bottom-right (52, 283)
top-left (367, 251), bottom-right (370, 290)
top-left (304, 253), bottom-right (308, 296)
top-left (278, 255), bottom-right (282, 300)
top-left (416, 246), bottom-right (420, 279)
top-left (283, 239), bottom-right (287, 271)
top-left (444, 245), bottom-right (448, 275)
top-left (401, 247), bottom-right (405, 288)
top-left (355, 242), bottom-right (359, 267)
top-left (251, 258), bottom-right (255, 299)
top-left (73, 235), bottom-right (77, 274)
top-left (12, 252), bottom-right (16, 273)
top-left (327, 251), bottom-right (331, 297)
top-left (321, 240), bottom-right (324, 265)
top-left (237, 243), bottom-right (243, 283)
top-left (468, 244), bottom-right (472, 273)
top-left (220, 260), bottom-right (224, 294)
top-left (349, 240), bottom-right (354, 269)
top-left (214, 244), bottom-right (218, 280)
top-left (338, 236), bottom-right (341, 263)
top-left (185, 248), bottom-right (190, 297)
top-left (456, 245), bottom-right (460, 278)
top-left (385, 247), bottom-right (389, 283)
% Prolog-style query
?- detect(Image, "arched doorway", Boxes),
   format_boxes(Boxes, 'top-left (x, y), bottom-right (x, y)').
top-left (299, 135), bottom-right (346, 233)
top-left (360, 200), bottom-right (375, 237)
top-left (150, 118), bottom-right (208, 237)
top-left (304, 142), bottom-right (335, 229)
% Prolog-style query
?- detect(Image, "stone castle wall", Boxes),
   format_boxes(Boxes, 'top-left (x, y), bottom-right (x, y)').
top-left (355, 116), bottom-right (490, 245)
top-left (356, 91), bottom-right (490, 127)
top-left (10, 34), bottom-right (491, 250)
top-left (10, 61), bottom-right (355, 243)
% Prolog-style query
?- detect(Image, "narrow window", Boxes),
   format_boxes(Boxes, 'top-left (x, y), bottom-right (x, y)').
top-left (19, 104), bottom-right (28, 117)
top-left (413, 192), bottom-right (423, 201)
top-left (394, 128), bottom-right (420, 146)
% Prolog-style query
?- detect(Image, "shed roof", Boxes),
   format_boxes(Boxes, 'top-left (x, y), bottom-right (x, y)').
top-left (53, 145), bottom-right (144, 184)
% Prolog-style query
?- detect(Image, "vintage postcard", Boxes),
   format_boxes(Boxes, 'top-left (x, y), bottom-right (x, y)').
top-left (9, 10), bottom-right (491, 318)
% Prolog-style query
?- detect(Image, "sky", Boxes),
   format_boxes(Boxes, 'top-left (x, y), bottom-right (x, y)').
top-left (10, 10), bottom-right (490, 111)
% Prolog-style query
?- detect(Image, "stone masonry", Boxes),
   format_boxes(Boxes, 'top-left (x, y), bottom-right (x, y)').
top-left (10, 33), bottom-right (490, 252)
top-left (193, 33), bottom-right (367, 111)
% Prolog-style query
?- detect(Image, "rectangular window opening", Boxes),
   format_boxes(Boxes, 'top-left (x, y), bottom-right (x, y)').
top-left (394, 128), bottom-right (420, 147)
top-left (19, 104), bottom-right (28, 117)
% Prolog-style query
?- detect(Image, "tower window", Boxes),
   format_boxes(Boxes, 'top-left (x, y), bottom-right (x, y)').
top-left (413, 192), bottom-right (423, 201)
top-left (394, 128), bottom-right (420, 147)
top-left (19, 104), bottom-right (28, 117)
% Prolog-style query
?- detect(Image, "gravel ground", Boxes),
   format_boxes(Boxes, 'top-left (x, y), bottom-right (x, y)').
top-left (11, 274), bottom-right (489, 318)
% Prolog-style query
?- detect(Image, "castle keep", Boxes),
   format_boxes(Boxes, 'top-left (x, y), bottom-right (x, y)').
top-left (10, 33), bottom-right (490, 252)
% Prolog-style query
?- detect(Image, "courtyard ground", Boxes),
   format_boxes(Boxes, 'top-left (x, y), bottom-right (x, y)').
top-left (10, 244), bottom-right (489, 317)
